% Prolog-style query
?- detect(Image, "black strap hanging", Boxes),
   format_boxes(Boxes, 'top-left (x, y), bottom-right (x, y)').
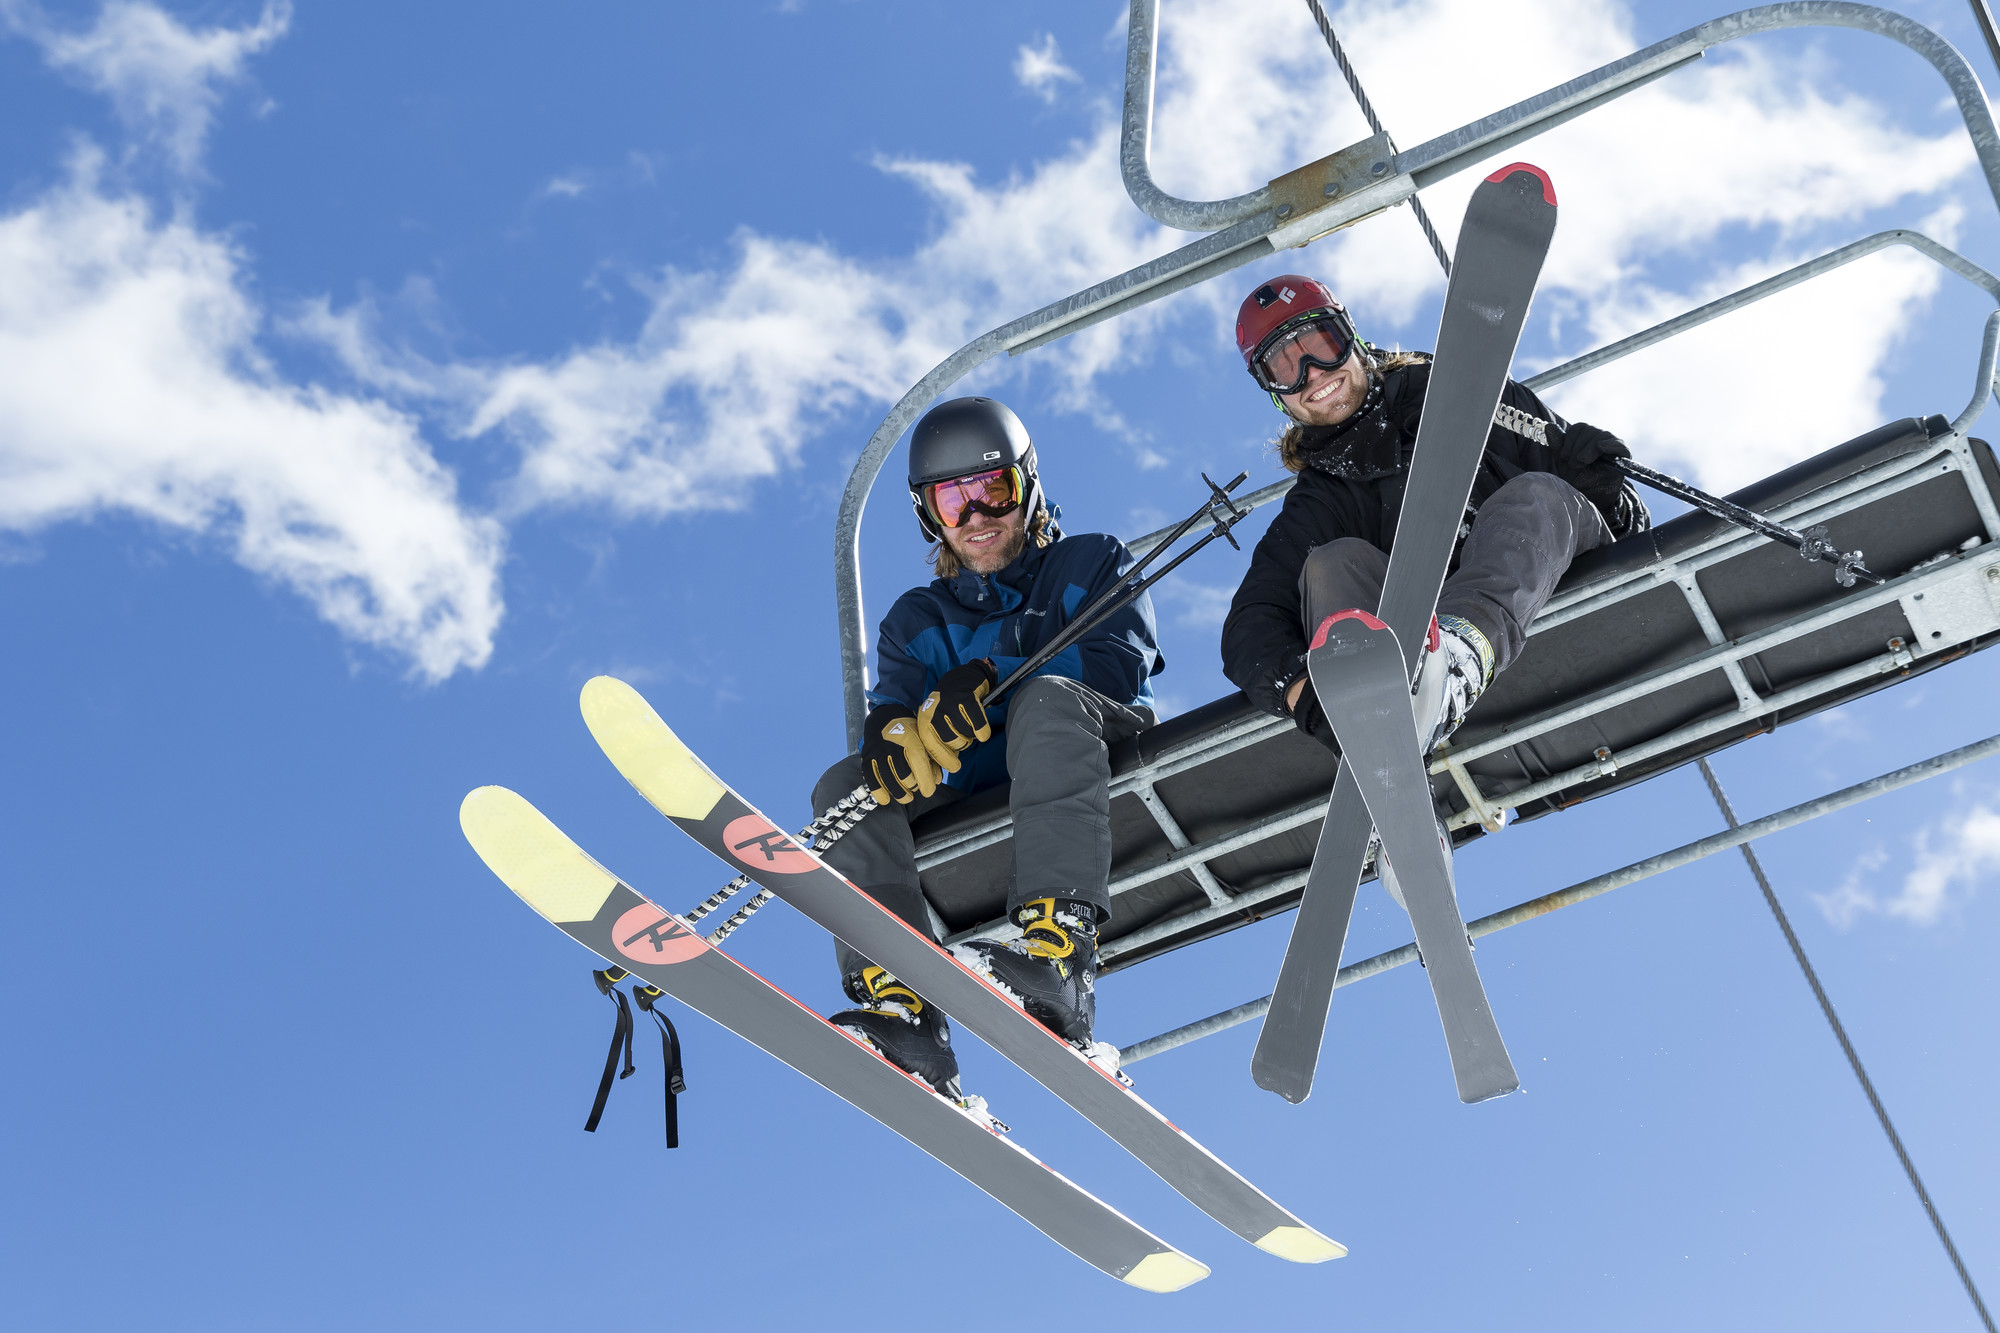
top-left (581, 967), bottom-right (685, 1148)
top-left (632, 984), bottom-right (685, 1149)
top-left (585, 968), bottom-right (636, 1133)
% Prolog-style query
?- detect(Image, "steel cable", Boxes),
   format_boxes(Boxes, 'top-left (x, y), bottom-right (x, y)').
top-left (1698, 758), bottom-right (1994, 1333)
top-left (1302, 0), bottom-right (1451, 276)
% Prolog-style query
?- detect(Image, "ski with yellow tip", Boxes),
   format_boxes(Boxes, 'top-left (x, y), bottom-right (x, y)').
top-left (460, 785), bottom-right (1208, 1291)
top-left (578, 674), bottom-right (1345, 1265)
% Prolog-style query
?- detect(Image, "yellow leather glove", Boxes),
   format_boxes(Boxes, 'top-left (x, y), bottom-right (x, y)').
top-left (918, 659), bottom-right (997, 772)
top-left (861, 704), bottom-right (940, 805)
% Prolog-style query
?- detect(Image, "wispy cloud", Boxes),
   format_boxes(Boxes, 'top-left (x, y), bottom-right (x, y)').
top-left (5, 0), bottom-right (290, 173)
top-left (0, 0), bottom-right (1984, 684)
top-left (1815, 796), bottom-right (2000, 927)
top-left (0, 4), bottom-right (501, 680)
top-left (0, 151), bottom-right (503, 679)
top-left (1015, 33), bottom-right (1082, 104)
top-left (372, 131), bottom-right (1182, 520)
top-left (369, 0), bottom-right (1975, 520)
top-left (1154, 579), bottom-right (1236, 630)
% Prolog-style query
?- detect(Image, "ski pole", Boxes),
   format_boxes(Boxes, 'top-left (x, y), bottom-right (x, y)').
top-left (1612, 456), bottom-right (1884, 587)
top-left (985, 470), bottom-right (1250, 700)
top-left (690, 471), bottom-right (1254, 938)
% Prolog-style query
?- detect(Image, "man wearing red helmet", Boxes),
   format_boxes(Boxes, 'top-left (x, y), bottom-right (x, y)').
top-left (1220, 275), bottom-right (1648, 756)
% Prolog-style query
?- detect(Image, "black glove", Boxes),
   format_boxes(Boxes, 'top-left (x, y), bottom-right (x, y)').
top-left (861, 704), bottom-right (939, 806)
top-left (1554, 421), bottom-right (1632, 470)
top-left (1555, 422), bottom-right (1645, 538)
top-left (918, 659), bottom-right (997, 773)
top-left (1288, 676), bottom-right (1342, 757)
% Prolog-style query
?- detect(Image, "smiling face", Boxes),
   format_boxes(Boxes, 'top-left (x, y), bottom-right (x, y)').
top-left (1275, 345), bottom-right (1370, 426)
top-left (940, 499), bottom-right (1028, 575)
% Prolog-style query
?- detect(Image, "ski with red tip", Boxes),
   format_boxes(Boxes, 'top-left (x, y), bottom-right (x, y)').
top-left (1251, 162), bottom-right (1557, 1104)
top-left (1309, 612), bottom-right (1518, 1102)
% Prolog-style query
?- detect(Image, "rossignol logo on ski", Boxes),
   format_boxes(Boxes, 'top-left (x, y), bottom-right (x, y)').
top-left (613, 904), bottom-right (709, 965)
top-left (723, 815), bottom-right (816, 873)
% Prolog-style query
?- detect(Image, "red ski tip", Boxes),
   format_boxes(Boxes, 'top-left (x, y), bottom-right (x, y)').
top-left (1485, 161), bottom-right (1555, 205)
top-left (1311, 609), bottom-right (1388, 649)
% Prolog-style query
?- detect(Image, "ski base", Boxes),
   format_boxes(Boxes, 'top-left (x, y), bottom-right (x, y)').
top-left (460, 785), bottom-right (1209, 1291)
top-left (1311, 613), bottom-right (1519, 1103)
top-left (580, 674), bottom-right (1344, 1264)
top-left (1251, 161), bottom-right (1558, 1103)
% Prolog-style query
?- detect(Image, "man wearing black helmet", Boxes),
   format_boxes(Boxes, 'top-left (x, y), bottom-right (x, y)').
top-left (809, 397), bottom-right (1163, 1096)
top-left (1221, 275), bottom-right (1649, 760)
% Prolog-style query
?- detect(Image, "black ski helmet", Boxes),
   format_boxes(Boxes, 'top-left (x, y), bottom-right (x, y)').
top-left (906, 397), bottom-right (1049, 543)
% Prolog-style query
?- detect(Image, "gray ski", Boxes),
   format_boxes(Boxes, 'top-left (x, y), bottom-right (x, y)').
top-left (1250, 162), bottom-right (1558, 1103)
top-left (579, 675), bottom-right (1344, 1265)
top-left (459, 785), bottom-right (1210, 1291)
top-left (1309, 613), bottom-right (1519, 1102)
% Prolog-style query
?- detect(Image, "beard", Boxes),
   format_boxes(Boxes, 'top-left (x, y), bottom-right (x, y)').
top-left (953, 516), bottom-right (1031, 574)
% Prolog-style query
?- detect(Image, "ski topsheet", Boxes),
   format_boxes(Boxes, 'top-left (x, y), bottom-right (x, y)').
top-left (580, 675), bottom-right (1344, 1265)
top-left (1250, 162), bottom-right (1559, 1105)
top-left (1308, 613), bottom-right (1518, 1102)
top-left (459, 786), bottom-right (1208, 1292)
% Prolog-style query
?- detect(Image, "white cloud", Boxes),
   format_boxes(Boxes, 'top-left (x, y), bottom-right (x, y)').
top-left (1538, 208), bottom-right (1961, 493)
top-left (369, 0), bottom-right (1976, 523)
top-left (1815, 798), bottom-right (2000, 927)
top-left (0, 0), bottom-right (1984, 683)
top-left (417, 129), bottom-right (1177, 519)
top-left (0, 153), bottom-right (504, 679)
top-left (0, 1), bottom-right (502, 680)
top-left (1015, 33), bottom-right (1082, 104)
top-left (1154, 579), bottom-right (1235, 629)
top-left (5, 0), bottom-right (290, 172)
top-left (541, 174), bottom-right (587, 199)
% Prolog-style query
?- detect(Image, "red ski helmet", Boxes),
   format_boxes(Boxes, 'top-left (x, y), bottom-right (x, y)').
top-left (1235, 275), bottom-right (1366, 396)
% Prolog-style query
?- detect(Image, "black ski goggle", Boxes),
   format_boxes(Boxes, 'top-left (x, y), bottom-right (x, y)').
top-left (1249, 314), bottom-right (1360, 395)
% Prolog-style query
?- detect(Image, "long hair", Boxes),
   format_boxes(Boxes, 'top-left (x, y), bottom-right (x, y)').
top-left (928, 499), bottom-right (1053, 580)
top-left (1274, 349), bottom-right (1430, 473)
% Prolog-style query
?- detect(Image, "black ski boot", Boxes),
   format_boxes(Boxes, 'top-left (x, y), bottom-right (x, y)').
top-left (830, 965), bottom-right (961, 1096)
top-left (952, 897), bottom-right (1099, 1046)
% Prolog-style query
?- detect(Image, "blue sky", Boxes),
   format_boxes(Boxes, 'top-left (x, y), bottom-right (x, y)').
top-left (1, 0), bottom-right (1997, 1326)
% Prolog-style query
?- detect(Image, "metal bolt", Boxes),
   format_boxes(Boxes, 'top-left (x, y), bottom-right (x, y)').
top-left (1370, 161), bottom-right (1388, 176)
top-left (1987, 565), bottom-right (1998, 581)
top-left (1323, 181), bottom-right (1341, 198)
top-left (1277, 204), bottom-right (1293, 219)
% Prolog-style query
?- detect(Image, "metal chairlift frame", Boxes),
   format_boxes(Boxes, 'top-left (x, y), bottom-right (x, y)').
top-left (826, 2), bottom-right (2000, 1020)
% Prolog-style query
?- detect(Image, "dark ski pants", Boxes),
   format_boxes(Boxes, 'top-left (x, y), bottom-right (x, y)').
top-left (811, 675), bottom-right (1154, 987)
top-left (1301, 471), bottom-right (1612, 674)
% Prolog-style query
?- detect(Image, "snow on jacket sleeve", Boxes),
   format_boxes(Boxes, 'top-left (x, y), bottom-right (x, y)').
top-left (1220, 471), bottom-right (1374, 718)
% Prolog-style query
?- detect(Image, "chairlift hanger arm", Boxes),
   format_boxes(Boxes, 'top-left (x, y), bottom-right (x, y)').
top-left (845, 1), bottom-right (2000, 744)
top-left (1121, 3), bottom-right (2000, 237)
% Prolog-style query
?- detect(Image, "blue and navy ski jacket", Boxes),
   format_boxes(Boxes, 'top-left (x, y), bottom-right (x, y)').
top-left (866, 532), bottom-right (1164, 795)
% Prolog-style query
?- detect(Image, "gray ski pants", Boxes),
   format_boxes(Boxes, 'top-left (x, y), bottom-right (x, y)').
top-left (813, 675), bottom-right (1154, 985)
top-left (1302, 471), bottom-right (1613, 673)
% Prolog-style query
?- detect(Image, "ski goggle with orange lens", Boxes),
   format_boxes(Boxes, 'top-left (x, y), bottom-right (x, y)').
top-left (921, 466), bottom-right (1024, 529)
top-left (1249, 313), bottom-right (1359, 395)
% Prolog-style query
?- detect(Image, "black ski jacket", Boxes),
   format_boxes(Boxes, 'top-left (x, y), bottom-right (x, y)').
top-left (1220, 356), bottom-right (1648, 718)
